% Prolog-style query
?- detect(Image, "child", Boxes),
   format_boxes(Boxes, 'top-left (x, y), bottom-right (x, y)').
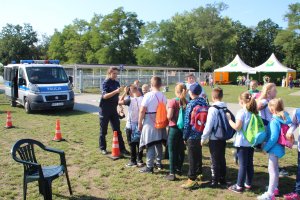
top-left (164, 83), bottom-right (187, 181)
top-left (257, 83), bottom-right (277, 126)
top-left (248, 80), bottom-right (260, 99)
top-left (119, 84), bottom-right (144, 167)
top-left (138, 76), bottom-right (167, 173)
top-left (283, 109), bottom-right (299, 200)
top-left (227, 91), bottom-right (256, 193)
top-left (257, 98), bottom-right (292, 200)
top-left (181, 84), bottom-right (208, 189)
top-left (201, 87), bottom-right (227, 187)
top-left (142, 84), bottom-right (150, 95)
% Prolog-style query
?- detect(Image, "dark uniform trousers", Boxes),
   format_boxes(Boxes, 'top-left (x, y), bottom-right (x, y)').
top-left (99, 107), bottom-right (126, 151)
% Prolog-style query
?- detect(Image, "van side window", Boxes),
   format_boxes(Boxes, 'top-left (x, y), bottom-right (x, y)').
top-left (4, 67), bottom-right (12, 81)
top-left (19, 68), bottom-right (25, 79)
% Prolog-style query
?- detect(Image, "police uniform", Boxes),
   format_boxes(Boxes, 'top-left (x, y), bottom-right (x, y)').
top-left (99, 78), bottom-right (126, 152)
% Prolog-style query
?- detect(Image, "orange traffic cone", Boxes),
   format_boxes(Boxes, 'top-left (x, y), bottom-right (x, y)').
top-left (108, 131), bottom-right (122, 160)
top-left (52, 119), bottom-right (65, 142)
top-left (4, 111), bottom-right (14, 128)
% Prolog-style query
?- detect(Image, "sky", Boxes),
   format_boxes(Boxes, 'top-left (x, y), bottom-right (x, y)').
top-left (0, 0), bottom-right (298, 37)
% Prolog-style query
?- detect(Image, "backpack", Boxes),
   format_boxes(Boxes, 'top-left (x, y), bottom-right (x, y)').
top-left (154, 94), bottom-right (168, 129)
top-left (242, 113), bottom-right (266, 147)
top-left (190, 105), bottom-right (209, 133)
top-left (212, 105), bottom-right (236, 140)
top-left (177, 100), bottom-right (186, 130)
top-left (277, 123), bottom-right (293, 148)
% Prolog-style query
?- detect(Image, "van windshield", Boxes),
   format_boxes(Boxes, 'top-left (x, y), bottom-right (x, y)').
top-left (26, 67), bottom-right (69, 84)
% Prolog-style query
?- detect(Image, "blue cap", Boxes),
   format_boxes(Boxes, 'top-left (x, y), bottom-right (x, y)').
top-left (189, 83), bottom-right (202, 95)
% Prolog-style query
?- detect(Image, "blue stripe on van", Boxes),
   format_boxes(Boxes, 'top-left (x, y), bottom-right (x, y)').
top-left (39, 86), bottom-right (69, 92)
top-left (19, 85), bottom-right (29, 91)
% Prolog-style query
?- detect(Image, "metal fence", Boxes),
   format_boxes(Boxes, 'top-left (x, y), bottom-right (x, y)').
top-left (65, 68), bottom-right (211, 92)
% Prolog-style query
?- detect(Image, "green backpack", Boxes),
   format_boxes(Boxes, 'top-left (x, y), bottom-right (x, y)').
top-left (243, 113), bottom-right (267, 147)
top-left (176, 98), bottom-right (185, 130)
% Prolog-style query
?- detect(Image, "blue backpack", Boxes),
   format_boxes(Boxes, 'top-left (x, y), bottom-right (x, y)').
top-left (212, 105), bottom-right (236, 140)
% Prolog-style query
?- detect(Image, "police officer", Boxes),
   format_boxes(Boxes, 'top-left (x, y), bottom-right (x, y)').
top-left (99, 67), bottom-right (129, 155)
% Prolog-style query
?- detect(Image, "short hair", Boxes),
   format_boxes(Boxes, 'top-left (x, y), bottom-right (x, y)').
top-left (151, 76), bottom-right (162, 88)
top-left (250, 80), bottom-right (258, 85)
top-left (212, 87), bottom-right (223, 100)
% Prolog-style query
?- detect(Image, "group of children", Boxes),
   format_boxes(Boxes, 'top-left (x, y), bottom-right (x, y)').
top-left (117, 75), bottom-right (300, 200)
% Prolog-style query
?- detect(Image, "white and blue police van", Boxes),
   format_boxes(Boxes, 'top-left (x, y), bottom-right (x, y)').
top-left (3, 60), bottom-right (74, 113)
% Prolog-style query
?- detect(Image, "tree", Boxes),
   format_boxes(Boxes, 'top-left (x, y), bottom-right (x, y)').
top-left (232, 21), bottom-right (254, 66)
top-left (191, 3), bottom-right (235, 70)
top-left (0, 23), bottom-right (38, 64)
top-left (275, 3), bottom-right (300, 70)
top-left (252, 19), bottom-right (282, 66)
top-left (98, 7), bottom-right (143, 64)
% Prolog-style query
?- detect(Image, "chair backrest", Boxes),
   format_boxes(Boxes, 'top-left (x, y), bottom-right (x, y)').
top-left (11, 139), bottom-right (46, 172)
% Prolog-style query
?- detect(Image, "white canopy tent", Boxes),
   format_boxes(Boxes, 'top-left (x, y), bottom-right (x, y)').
top-left (214, 54), bottom-right (254, 73)
top-left (254, 53), bottom-right (295, 72)
top-left (214, 55), bottom-right (255, 83)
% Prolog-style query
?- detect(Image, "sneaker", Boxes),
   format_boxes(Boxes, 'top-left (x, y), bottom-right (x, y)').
top-left (283, 192), bottom-right (300, 200)
top-left (244, 183), bottom-right (252, 190)
top-left (228, 184), bottom-right (243, 194)
top-left (257, 192), bottom-right (275, 200)
top-left (265, 186), bottom-right (279, 196)
top-left (154, 163), bottom-right (163, 170)
top-left (181, 179), bottom-right (199, 189)
top-left (279, 168), bottom-right (289, 177)
top-left (164, 174), bottom-right (176, 181)
top-left (137, 161), bottom-right (145, 167)
top-left (196, 174), bottom-right (203, 182)
top-left (126, 162), bottom-right (137, 167)
top-left (209, 181), bottom-right (218, 188)
top-left (139, 167), bottom-right (153, 174)
top-left (101, 150), bottom-right (108, 155)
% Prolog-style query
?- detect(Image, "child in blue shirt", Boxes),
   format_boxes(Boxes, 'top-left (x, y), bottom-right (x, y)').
top-left (181, 84), bottom-right (208, 189)
top-left (257, 98), bottom-right (292, 200)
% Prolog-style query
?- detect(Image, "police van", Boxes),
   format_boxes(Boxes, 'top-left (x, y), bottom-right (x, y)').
top-left (3, 60), bottom-right (74, 113)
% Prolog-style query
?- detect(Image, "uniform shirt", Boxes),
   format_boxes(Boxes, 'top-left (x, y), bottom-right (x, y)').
top-left (101, 78), bottom-right (120, 108)
top-left (183, 97), bottom-right (208, 141)
top-left (234, 108), bottom-right (252, 147)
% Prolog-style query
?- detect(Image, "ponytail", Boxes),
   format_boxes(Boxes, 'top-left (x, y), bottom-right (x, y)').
top-left (240, 91), bottom-right (258, 115)
top-left (175, 83), bottom-right (187, 109)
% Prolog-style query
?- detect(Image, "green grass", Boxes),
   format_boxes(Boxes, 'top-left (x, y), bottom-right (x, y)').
top-left (0, 89), bottom-right (299, 199)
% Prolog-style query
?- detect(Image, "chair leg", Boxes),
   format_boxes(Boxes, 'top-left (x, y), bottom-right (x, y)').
top-left (65, 169), bottom-right (73, 195)
top-left (43, 180), bottom-right (52, 200)
top-left (23, 179), bottom-right (27, 200)
top-left (38, 180), bottom-right (44, 195)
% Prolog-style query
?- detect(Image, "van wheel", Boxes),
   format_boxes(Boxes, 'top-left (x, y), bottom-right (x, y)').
top-left (24, 98), bottom-right (32, 114)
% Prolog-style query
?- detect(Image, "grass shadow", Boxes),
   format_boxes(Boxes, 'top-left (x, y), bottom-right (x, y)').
top-left (55, 194), bottom-right (107, 200)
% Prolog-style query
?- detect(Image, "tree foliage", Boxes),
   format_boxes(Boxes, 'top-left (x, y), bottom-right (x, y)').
top-left (275, 3), bottom-right (300, 70)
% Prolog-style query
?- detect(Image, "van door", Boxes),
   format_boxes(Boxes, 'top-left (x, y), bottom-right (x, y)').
top-left (10, 67), bottom-right (18, 107)
top-left (18, 68), bottom-right (26, 104)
